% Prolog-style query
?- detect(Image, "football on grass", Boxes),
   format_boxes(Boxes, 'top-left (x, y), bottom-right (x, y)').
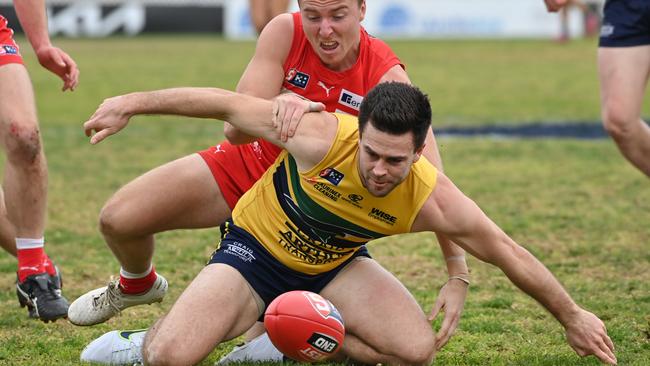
top-left (264, 290), bottom-right (345, 362)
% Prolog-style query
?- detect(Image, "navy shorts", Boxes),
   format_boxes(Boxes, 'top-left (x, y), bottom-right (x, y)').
top-left (208, 220), bottom-right (371, 316)
top-left (600, 0), bottom-right (650, 47)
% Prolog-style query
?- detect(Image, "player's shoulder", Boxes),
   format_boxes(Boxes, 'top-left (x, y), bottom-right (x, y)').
top-left (362, 28), bottom-right (396, 55)
top-left (255, 13), bottom-right (296, 59)
top-left (262, 13), bottom-right (295, 35)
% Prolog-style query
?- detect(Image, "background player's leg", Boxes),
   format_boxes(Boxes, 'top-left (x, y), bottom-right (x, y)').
top-left (0, 187), bottom-right (16, 256)
top-left (0, 65), bottom-right (46, 244)
top-left (0, 63), bottom-right (68, 321)
top-left (598, 46), bottom-right (650, 177)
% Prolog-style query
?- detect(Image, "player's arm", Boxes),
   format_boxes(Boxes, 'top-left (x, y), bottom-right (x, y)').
top-left (225, 13), bottom-right (295, 144)
top-left (13, 0), bottom-right (79, 91)
top-left (411, 173), bottom-right (617, 365)
top-left (83, 87), bottom-right (334, 169)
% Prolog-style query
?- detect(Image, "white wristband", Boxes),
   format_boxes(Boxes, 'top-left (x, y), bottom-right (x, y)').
top-left (448, 275), bottom-right (470, 286)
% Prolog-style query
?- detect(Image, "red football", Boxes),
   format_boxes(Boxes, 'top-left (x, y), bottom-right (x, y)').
top-left (264, 291), bottom-right (345, 362)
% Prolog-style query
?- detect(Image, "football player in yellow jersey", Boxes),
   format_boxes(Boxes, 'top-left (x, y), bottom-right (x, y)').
top-left (83, 82), bottom-right (616, 366)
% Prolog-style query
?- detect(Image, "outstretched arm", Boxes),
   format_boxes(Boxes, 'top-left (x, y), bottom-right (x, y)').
top-left (412, 173), bottom-right (617, 365)
top-left (83, 87), bottom-right (335, 169)
top-left (13, 0), bottom-right (79, 91)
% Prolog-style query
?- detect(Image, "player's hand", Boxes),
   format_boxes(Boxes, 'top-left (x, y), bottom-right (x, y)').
top-left (83, 96), bottom-right (132, 144)
top-left (564, 309), bottom-right (617, 365)
top-left (428, 278), bottom-right (468, 350)
top-left (35, 45), bottom-right (79, 91)
top-left (543, 0), bottom-right (569, 12)
top-left (272, 93), bottom-right (325, 142)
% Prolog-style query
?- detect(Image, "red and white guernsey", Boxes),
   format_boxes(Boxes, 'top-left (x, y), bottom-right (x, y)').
top-left (281, 12), bottom-right (402, 114)
top-left (0, 15), bottom-right (24, 66)
top-left (199, 12), bottom-right (403, 209)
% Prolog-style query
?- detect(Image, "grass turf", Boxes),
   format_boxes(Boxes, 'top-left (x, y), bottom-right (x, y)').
top-left (0, 35), bottom-right (648, 365)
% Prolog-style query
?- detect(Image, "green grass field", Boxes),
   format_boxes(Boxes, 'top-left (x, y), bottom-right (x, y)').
top-left (0, 35), bottom-right (648, 365)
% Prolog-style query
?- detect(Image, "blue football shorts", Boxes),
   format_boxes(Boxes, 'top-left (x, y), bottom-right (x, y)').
top-left (600, 0), bottom-right (650, 47)
top-left (208, 220), bottom-right (371, 319)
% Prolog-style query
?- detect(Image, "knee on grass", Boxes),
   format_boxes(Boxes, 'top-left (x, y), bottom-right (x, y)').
top-left (395, 336), bottom-right (436, 366)
top-left (143, 337), bottom-right (200, 366)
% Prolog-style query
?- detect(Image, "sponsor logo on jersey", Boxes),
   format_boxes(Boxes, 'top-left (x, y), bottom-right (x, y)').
top-left (302, 291), bottom-right (344, 325)
top-left (223, 241), bottom-right (256, 262)
top-left (338, 89), bottom-right (363, 111)
top-left (347, 194), bottom-right (363, 203)
top-left (341, 193), bottom-right (363, 208)
top-left (313, 182), bottom-right (341, 202)
top-left (0, 45), bottom-right (18, 56)
top-left (319, 167), bottom-right (344, 186)
top-left (368, 207), bottom-right (397, 225)
top-left (307, 333), bottom-right (339, 353)
top-left (250, 141), bottom-right (263, 159)
top-left (286, 68), bottom-right (310, 89)
top-left (317, 81), bottom-right (335, 97)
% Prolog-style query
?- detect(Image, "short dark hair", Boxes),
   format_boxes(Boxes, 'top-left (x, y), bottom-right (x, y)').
top-left (358, 82), bottom-right (432, 151)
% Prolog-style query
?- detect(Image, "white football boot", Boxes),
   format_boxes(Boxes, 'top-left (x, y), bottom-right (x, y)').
top-left (68, 275), bottom-right (167, 326)
top-left (81, 329), bottom-right (145, 365)
top-left (216, 332), bottom-right (284, 365)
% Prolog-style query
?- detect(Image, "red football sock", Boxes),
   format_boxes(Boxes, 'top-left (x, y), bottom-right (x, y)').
top-left (42, 253), bottom-right (57, 276)
top-left (17, 247), bottom-right (45, 282)
top-left (119, 267), bottom-right (158, 295)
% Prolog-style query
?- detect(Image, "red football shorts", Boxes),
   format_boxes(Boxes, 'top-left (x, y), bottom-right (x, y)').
top-left (0, 16), bottom-right (23, 66)
top-left (198, 139), bottom-right (283, 209)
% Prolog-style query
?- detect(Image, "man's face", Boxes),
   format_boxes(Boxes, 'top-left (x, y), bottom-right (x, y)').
top-left (357, 122), bottom-right (423, 197)
top-left (299, 0), bottom-right (366, 71)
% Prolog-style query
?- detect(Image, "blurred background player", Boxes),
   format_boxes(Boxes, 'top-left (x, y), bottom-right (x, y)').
top-left (249, 0), bottom-right (290, 34)
top-left (557, 0), bottom-right (600, 42)
top-left (0, 0), bottom-right (78, 322)
top-left (546, 0), bottom-right (650, 177)
top-left (70, 0), bottom-right (469, 362)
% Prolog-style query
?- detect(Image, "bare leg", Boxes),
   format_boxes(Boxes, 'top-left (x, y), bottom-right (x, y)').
top-left (99, 154), bottom-right (231, 273)
top-left (321, 258), bottom-right (436, 365)
top-left (599, 46), bottom-right (650, 177)
top-left (269, 0), bottom-right (290, 19)
top-left (0, 64), bottom-right (46, 244)
top-left (249, 0), bottom-right (270, 34)
top-left (143, 264), bottom-right (260, 365)
top-left (0, 188), bottom-right (16, 256)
